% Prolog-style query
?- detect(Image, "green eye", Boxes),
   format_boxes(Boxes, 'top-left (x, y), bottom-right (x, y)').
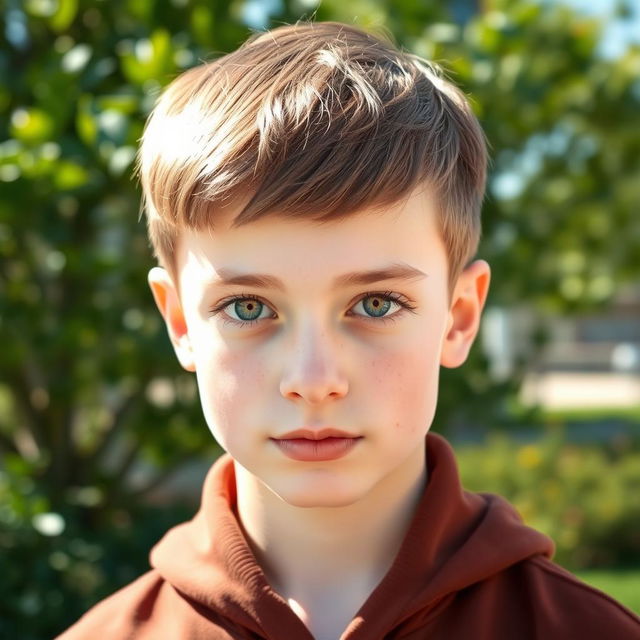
top-left (209, 291), bottom-right (417, 328)
top-left (233, 299), bottom-right (263, 321)
top-left (360, 295), bottom-right (393, 317)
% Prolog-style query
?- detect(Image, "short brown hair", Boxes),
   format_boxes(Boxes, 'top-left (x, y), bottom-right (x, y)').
top-left (135, 21), bottom-right (487, 293)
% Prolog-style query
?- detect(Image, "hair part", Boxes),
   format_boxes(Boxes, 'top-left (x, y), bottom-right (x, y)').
top-left (135, 21), bottom-right (487, 295)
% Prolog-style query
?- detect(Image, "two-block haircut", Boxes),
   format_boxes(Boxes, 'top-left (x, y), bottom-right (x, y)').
top-left (135, 21), bottom-right (487, 295)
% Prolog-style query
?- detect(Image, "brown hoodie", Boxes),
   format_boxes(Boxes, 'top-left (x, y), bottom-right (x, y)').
top-left (57, 432), bottom-right (640, 639)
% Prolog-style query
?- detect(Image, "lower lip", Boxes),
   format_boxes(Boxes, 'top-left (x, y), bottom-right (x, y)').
top-left (271, 437), bottom-right (362, 462)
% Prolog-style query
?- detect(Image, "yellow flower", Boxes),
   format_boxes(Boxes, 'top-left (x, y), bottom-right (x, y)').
top-left (517, 445), bottom-right (542, 469)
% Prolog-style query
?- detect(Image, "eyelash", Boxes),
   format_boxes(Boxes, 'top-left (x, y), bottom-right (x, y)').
top-left (208, 291), bottom-right (418, 329)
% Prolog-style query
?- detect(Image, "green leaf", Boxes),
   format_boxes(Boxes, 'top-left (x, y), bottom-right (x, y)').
top-left (76, 95), bottom-right (99, 146)
top-left (49, 0), bottom-right (79, 32)
top-left (52, 161), bottom-right (90, 190)
top-left (9, 108), bottom-right (55, 145)
top-left (119, 29), bottom-right (175, 86)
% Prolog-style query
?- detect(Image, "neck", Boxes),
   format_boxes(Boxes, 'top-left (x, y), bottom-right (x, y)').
top-left (234, 445), bottom-right (428, 604)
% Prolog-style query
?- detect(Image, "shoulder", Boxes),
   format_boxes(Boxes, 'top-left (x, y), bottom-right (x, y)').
top-left (54, 570), bottom-right (165, 640)
top-left (515, 556), bottom-right (640, 635)
top-left (433, 555), bottom-right (640, 639)
top-left (55, 570), bottom-right (241, 640)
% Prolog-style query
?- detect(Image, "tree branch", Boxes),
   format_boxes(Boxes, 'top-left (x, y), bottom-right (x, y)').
top-left (86, 392), bottom-right (139, 470)
top-left (0, 430), bottom-right (20, 456)
top-left (8, 370), bottom-right (49, 454)
top-left (128, 451), bottom-right (201, 502)
top-left (113, 436), bottom-right (144, 485)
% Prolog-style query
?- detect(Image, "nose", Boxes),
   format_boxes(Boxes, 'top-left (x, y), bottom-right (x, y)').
top-left (279, 322), bottom-right (349, 406)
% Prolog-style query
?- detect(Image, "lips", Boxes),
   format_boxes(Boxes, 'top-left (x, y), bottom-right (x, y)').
top-left (274, 427), bottom-right (360, 441)
top-left (270, 427), bottom-right (363, 462)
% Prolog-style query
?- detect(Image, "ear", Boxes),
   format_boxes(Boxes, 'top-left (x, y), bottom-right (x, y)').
top-left (148, 267), bottom-right (196, 372)
top-left (440, 260), bottom-right (491, 369)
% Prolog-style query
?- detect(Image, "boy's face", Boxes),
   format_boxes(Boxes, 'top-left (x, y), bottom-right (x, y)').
top-left (149, 185), bottom-right (490, 508)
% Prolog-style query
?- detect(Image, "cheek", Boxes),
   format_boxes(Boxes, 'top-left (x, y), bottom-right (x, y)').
top-left (193, 339), bottom-right (269, 443)
top-left (367, 334), bottom-right (441, 435)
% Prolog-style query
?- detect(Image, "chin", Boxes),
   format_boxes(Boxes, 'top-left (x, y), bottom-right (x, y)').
top-left (268, 478), bottom-right (368, 509)
top-left (285, 494), bottom-right (362, 509)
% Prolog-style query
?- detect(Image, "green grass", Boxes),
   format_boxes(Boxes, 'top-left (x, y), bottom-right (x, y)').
top-left (540, 406), bottom-right (640, 424)
top-left (573, 567), bottom-right (640, 615)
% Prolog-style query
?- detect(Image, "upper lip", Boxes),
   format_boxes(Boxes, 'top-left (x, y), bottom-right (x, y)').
top-left (273, 428), bottom-right (361, 440)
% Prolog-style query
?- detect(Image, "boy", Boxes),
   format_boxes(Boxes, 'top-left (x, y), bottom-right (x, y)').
top-left (59, 21), bottom-right (639, 640)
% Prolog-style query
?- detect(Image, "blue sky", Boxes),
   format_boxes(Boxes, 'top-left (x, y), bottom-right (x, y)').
top-left (242, 0), bottom-right (640, 59)
top-left (546, 0), bottom-right (640, 58)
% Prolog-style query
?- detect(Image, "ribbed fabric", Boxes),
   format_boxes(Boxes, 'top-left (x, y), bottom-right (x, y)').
top-left (57, 432), bottom-right (640, 639)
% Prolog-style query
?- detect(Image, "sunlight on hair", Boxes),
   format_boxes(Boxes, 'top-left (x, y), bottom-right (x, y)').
top-left (136, 22), bottom-right (487, 291)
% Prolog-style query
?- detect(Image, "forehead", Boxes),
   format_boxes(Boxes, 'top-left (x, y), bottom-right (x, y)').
top-left (176, 186), bottom-right (447, 291)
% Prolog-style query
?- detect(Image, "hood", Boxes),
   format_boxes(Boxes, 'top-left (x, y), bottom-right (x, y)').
top-left (149, 431), bottom-right (554, 639)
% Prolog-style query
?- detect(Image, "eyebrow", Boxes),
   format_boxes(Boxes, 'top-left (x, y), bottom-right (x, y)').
top-left (209, 262), bottom-right (428, 291)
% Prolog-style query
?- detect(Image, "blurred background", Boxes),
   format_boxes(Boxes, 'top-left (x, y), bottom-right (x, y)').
top-left (1, 0), bottom-right (639, 635)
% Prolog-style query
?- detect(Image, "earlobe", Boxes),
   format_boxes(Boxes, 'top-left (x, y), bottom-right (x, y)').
top-left (148, 267), bottom-right (196, 372)
top-left (440, 260), bottom-right (491, 369)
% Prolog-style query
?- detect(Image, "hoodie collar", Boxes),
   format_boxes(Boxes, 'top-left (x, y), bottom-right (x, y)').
top-left (150, 432), bottom-right (554, 639)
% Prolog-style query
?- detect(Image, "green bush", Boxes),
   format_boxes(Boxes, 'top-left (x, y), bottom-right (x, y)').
top-left (456, 429), bottom-right (640, 569)
top-left (0, 452), bottom-right (195, 640)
